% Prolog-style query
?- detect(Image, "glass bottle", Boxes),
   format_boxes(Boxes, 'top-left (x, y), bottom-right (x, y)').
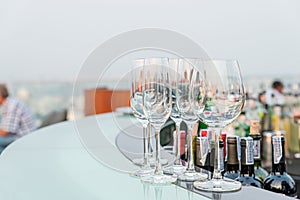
top-left (249, 120), bottom-right (268, 181)
top-left (224, 135), bottom-right (240, 180)
top-left (195, 136), bottom-right (209, 170)
top-left (207, 139), bottom-right (224, 180)
top-left (262, 104), bottom-right (271, 132)
top-left (263, 136), bottom-right (297, 197)
top-left (198, 121), bottom-right (208, 133)
top-left (221, 132), bottom-right (227, 162)
top-left (236, 137), bottom-right (263, 188)
top-left (199, 129), bottom-right (214, 174)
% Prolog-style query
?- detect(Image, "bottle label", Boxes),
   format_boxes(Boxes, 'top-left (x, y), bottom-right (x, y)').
top-left (198, 137), bottom-right (209, 165)
top-left (237, 137), bottom-right (241, 162)
top-left (253, 140), bottom-right (261, 159)
top-left (272, 136), bottom-right (282, 164)
top-left (245, 140), bottom-right (254, 165)
top-left (219, 147), bottom-right (224, 171)
top-left (207, 129), bottom-right (212, 144)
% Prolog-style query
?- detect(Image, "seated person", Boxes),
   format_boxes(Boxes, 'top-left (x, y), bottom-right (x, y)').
top-left (0, 84), bottom-right (36, 153)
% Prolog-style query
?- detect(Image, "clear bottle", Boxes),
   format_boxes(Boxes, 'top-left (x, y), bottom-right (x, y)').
top-left (263, 136), bottom-right (297, 197)
top-left (249, 120), bottom-right (269, 181)
top-left (224, 135), bottom-right (240, 180)
top-left (236, 137), bottom-right (263, 188)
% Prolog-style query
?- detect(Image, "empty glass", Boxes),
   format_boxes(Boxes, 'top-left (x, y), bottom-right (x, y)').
top-left (141, 58), bottom-right (176, 185)
top-left (163, 58), bottom-right (186, 175)
top-left (130, 59), bottom-right (154, 177)
top-left (192, 60), bottom-right (245, 192)
top-left (176, 58), bottom-right (207, 181)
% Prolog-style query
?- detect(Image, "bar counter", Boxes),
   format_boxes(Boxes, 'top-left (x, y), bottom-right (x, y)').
top-left (0, 112), bottom-right (296, 199)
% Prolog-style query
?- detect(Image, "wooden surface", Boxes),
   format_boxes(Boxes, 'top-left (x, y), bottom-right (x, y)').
top-left (84, 88), bottom-right (130, 116)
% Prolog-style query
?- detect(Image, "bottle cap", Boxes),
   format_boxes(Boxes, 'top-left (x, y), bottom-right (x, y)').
top-left (221, 132), bottom-right (226, 140)
top-left (250, 120), bottom-right (260, 135)
top-left (200, 129), bottom-right (208, 137)
top-left (226, 135), bottom-right (239, 165)
top-left (227, 135), bottom-right (238, 144)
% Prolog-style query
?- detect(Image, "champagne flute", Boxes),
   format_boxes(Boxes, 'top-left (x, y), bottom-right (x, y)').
top-left (141, 57), bottom-right (176, 185)
top-left (176, 58), bottom-right (207, 181)
top-left (130, 59), bottom-right (154, 177)
top-left (192, 59), bottom-right (245, 192)
top-left (163, 58), bottom-right (186, 175)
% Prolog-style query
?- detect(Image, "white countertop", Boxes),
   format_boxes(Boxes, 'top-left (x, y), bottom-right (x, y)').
top-left (0, 112), bottom-right (293, 200)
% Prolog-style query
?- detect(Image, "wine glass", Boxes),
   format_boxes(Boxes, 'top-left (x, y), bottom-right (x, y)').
top-left (192, 59), bottom-right (245, 192)
top-left (141, 57), bottom-right (176, 185)
top-left (130, 59), bottom-right (154, 177)
top-left (176, 58), bottom-right (207, 181)
top-left (163, 58), bottom-right (186, 175)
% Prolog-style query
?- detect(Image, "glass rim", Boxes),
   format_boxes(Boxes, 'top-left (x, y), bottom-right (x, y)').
top-left (167, 57), bottom-right (238, 62)
top-left (133, 57), bottom-right (169, 60)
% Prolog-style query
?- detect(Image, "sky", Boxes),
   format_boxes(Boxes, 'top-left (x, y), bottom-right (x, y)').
top-left (0, 0), bottom-right (299, 83)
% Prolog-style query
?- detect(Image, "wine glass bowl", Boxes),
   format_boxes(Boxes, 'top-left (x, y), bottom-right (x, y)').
top-left (163, 58), bottom-right (186, 175)
top-left (175, 58), bottom-right (207, 181)
top-left (192, 59), bottom-right (245, 192)
top-left (140, 58), bottom-right (176, 185)
top-left (195, 60), bottom-right (245, 128)
top-left (130, 59), bottom-right (154, 177)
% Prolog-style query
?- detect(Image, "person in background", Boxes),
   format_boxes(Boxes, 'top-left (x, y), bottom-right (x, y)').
top-left (265, 80), bottom-right (284, 106)
top-left (258, 91), bottom-right (266, 105)
top-left (0, 84), bottom-right (36, 153)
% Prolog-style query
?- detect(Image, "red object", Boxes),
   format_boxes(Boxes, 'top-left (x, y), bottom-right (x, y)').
top-left (180, 131), bottom-right (186, 156)
top-left (200, 129), bottom-right (208, 137)
top-left (221, 132), bottom-right (227, 159)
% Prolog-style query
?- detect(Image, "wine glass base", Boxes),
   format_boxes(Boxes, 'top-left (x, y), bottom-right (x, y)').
top-left (141, 174), bottom-right (177, 185)
top-left (193, 179), bottom-right (242, 193)
top-left (163, 165), bottom-right (186, 175)
top-left (130, 168), bottom-right (155, 178)
top-left (132, 157), bottom-right (168, 167)
top-left (177, 171), bottom-right (207, 182)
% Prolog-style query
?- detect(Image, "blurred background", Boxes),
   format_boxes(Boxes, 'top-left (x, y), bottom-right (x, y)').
top-left (0, 0), bottom-right (299, 125)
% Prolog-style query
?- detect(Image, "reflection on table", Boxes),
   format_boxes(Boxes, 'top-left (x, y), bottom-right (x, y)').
top-left (0, 112), bottom-right (296, 199)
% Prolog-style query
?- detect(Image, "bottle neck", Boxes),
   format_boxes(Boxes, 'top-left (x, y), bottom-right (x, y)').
top-left (226, 137), bottom-right (239, 169)
top-left (226, 163), bottom-right (239, 173)
top-left (240, 164), bottom-right (255, 176)
top-left (240, 137), bottom-right (255, 176)
top-left (272, 163), bottom-right (286, 174)
top-left (251, 135), bottom-right (261, 161)
top-left (254, 158), bottom-right (262, 168)
top-left (271, 136), bottom-right (286, 174)
top-left (204, 151), bottom-right (210, 167)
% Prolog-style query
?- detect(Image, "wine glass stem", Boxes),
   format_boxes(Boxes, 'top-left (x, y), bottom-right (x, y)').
top-left (154, 129), bottom-right (162, 175)
top-left (142, 123), bottom-right (150, 168)
top-left (174, 122), bottom-right (182, 165)
top-left (186, 124), bottom-right (195, 171)
top-left (147, 125), bottom-right (152, 158)
top-left (213, 127), bottom-right (222, 179)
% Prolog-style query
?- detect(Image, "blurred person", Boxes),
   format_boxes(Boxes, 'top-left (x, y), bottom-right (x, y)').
top-left (0, 84), bottom-right (36, 153)
top-left (258, 91), bottom-right (266, 105)
top-left (257, 90), bottom-right (267, 112)
top-left (265, 80), bottom-right (284, 106)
